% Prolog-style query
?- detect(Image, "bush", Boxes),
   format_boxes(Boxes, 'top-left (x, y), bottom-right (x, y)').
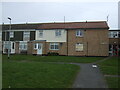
top-left (47, 52), bottom-right (59, 56)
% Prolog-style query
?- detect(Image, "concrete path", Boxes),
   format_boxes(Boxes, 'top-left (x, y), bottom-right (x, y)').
top-left (72, 63), bottom-right (108, 88)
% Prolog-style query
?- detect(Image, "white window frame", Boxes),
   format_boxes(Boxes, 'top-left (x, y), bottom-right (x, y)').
top-left (50, 43), bottom-right (59, 50)
top-left (76, 43), bottom-right (83, 51)
top-left (76, 30), bottom-right (84, 37)
top-left (10, 31), bottom-right (14, 38)
top-left (39, 30), bottom-right (43, 38)
top-left (109, 31), bottom-right (119, 38)
top-left (19, 41), bottom-right (27, 50)
top-left (24, 31), bottom-right (30, 38)
top-left (55, 30), bottom-right (61, 37)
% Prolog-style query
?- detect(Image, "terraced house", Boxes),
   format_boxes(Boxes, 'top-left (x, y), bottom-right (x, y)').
top-left (109, 30), bottom-right (120, 56)
top-left (2, 21), bottom-right (110, 56)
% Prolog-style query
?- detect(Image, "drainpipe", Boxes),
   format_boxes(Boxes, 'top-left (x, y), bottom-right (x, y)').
top-left (67, 29), bottom-right (68, 56)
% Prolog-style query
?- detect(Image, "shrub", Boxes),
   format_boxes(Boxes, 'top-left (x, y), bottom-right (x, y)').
top-left (47, 52), bottom-right (59, 56)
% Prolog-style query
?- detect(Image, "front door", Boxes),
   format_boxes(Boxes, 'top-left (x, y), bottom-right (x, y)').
top-left (11, 42), bottom-right (15, 54)
top-left (36, 43), bottom-right (42, 55)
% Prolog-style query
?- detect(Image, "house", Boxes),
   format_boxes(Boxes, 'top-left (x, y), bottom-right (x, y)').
top-left (109, 30), bottom-right (120, 56)
top-left (2, 21), bottom-right (109, 56)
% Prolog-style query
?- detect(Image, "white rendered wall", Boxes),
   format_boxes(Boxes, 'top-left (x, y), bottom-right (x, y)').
top-left (36, 30), bottom-right (67, 42)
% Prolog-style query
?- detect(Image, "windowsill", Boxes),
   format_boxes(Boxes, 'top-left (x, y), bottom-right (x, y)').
top-left (39, 37), bottom-right (43, 38)
top-left (76, 36), bottom-right (83, 38)
top-left (55, 36), bottom-right (61, 37)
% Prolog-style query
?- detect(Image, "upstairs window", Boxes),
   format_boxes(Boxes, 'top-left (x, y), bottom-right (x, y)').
top-left (50, 43), bottom-right (59, 50)
top-left (76, 30), bottom-right (84, 37)
top-left (55, 30), bottom-right (61, 37)
top-left (109, 31), bottom-right (119, 38)
top-left (76, 43), bottom-right (83, 51)
top-left (24, 31), bottom-right (30, 38)
top-left (39, 30), bottom-right (43, 38)
top-left (118, 32), bottom-right (120, 38)
top-left (10, 31), bottom-right (14, 38)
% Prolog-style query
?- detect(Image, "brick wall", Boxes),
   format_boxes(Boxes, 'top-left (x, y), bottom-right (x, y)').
top-left (45, 42), bottom-right (67, 55)
top-left (67, 29), bottom-right (109, 56)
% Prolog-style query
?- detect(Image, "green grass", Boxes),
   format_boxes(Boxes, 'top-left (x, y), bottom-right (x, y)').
top-left (105, 77), bottom-right (119, 88)
top-left (98, 57), bottom-right (119, 88)
top-left (98, 57), bottom-right (119, 75)
top-left (3, 61), bottom-right (80, 88)
top-left (2, 55), bottom-right (105, 63)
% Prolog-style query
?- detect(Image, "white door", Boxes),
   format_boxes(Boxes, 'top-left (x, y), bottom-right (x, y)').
top-left (11, 42), bottom-right (15, 54)
top-left (36, 43), bottom-right (42, 55)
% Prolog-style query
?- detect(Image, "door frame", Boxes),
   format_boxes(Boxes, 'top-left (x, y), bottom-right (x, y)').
top-left (34, 43), bottom-right (43, 55)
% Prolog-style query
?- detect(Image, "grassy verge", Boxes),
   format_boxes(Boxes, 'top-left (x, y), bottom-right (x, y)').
top-left (98, 57), bottom-right (119, 88)
top-left (98, 57), bottom-right (119, 75)
top-left (3, 61), bottom-right (79, 88)
top-left (106, 77), bottom-right (119, 88)
top-left (2, 55), bottom-right (105, 63)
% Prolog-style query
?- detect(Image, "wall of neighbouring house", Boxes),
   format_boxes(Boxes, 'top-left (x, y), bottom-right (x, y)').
top-left (67, 29), bottom-right (109, 56)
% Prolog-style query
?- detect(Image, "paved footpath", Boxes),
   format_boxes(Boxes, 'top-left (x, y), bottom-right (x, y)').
top-left (72, 63), bottom-right (108, 88)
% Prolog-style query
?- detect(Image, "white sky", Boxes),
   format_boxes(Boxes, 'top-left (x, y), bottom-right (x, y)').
top-left (1, 0), bottom-right (120, 29)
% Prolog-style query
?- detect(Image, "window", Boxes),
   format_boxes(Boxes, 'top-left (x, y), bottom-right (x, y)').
top-left (55, 30), bottom-right (61, 37)
top-left (34, 43), bottom-right (37, 49)
top-left (109, 31), bottom-right (119, 38)
top-left (39, 30), bottom-right (43, 38)
top-left (19, 42), bottom-right (27, 50)
top-left (24, 31), bottom-right (30, 38)
top-left (118, 32), bottom-right (120, 38)
top-left (10, 31), bottom-right (14, 38)
top-left (4, 42), bottom-right (9, 49)
top-left (76, 30), bottom-right (84, 37)
top-left (76, 43), bottom-right (83, 51)
top-left (50, 43), bottom-right (59, 50)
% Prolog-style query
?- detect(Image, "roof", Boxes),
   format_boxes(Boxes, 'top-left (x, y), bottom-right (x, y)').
top-left (2, 21), bottom-right (109, 30)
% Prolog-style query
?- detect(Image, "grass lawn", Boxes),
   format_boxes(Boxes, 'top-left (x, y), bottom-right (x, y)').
top-left (98, 57), bottom-right (119, 75)
top-left (106, 77), bottom-right (119, 88)
top-left (3, 61), bottom-right (80, 88)
top-left (98, 57), bottom-right (119, 88)
top-left (2, 55), bottom-right (105, 63)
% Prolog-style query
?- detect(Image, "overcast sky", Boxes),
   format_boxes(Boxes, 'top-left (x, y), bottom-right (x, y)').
top-left (1, 0), bottom-right (119, 29)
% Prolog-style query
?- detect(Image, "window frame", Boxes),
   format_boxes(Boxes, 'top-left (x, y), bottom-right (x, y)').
top-left (109, 31), bottom-right (119, 38)
top-left (49, 43), bottom-right (59, 50)
top-left (75, 43), bottom-right (84, 51)
top-left (76, 30), bottom-right (84, 37)
top-left (39, 30), bottom-right (43, 38)
top-left (9, 31), bottom-right (14, 38)
top-left (19, 41), bottom-right (27, 50)
top-left (23, 31), bottom-right (30, 38)
top-left (55, 30), bottom-right (61, 37)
